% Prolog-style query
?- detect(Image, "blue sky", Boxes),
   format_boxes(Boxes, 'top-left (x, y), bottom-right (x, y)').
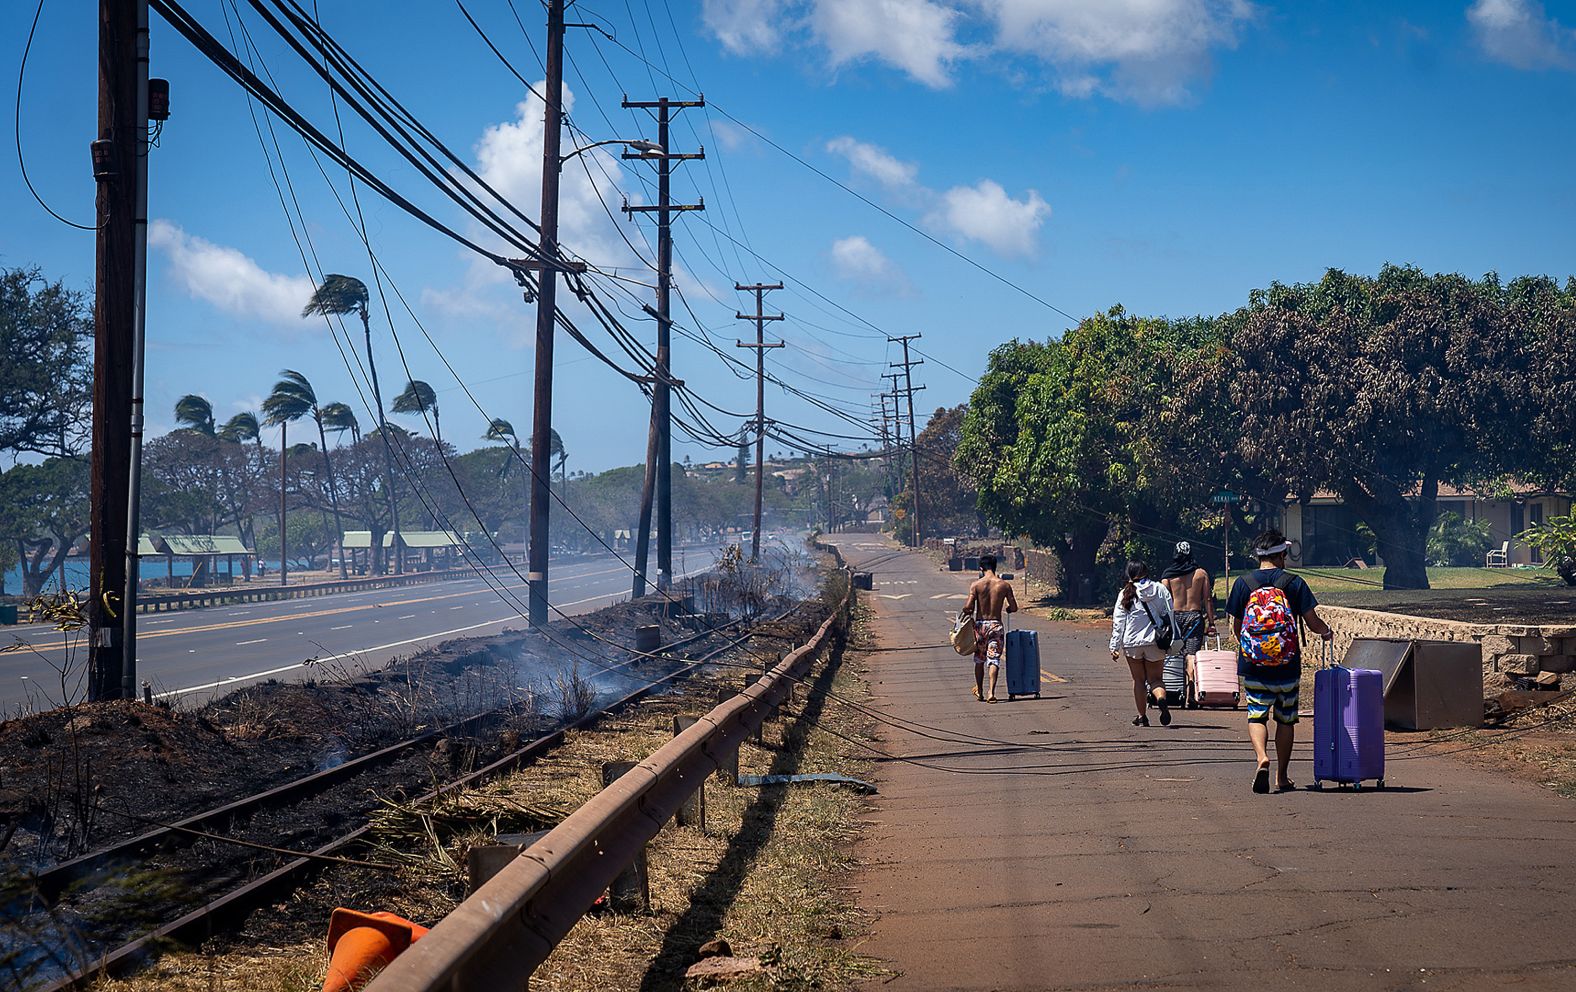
top-left (4, 0), bottom-right (1575, 471)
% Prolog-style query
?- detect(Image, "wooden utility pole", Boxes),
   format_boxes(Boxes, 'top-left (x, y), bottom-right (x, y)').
top-left (889, 335), bottom-right (926, 547)
top-left (622, 96), bottom-right (703, 589)
top-left (89, 0), bottom-right (146, 700)
top-left (278, 425), bottom-right (288, 586)
top-left (733, 283), bottom-right (783, 561)
top-left (524, 0), bottom-right (567, 626)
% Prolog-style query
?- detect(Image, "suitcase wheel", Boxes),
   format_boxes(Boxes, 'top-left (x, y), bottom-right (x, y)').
top-left (1353, 782), bottom-right (1362, 792)
top-left (1033, 692), bottom-right (1040, 699)
top-left (1312, 780), bottom-right (1323, 791)
top-left (1376, 779), bottom-right (1385, 790)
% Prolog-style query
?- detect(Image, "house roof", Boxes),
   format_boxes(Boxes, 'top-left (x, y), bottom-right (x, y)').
top-left (1301, 481), bottom-right (1569, 504)
top-left (157, 535), bottom-right (251, 556)
top-left (138, 536), bottom-right (159, 557)
top-left (343, 530), bottom-right (462, 549)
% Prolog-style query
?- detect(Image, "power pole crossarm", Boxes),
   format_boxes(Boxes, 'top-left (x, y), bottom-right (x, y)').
top-left (735, 282), bottom-right (784, 562)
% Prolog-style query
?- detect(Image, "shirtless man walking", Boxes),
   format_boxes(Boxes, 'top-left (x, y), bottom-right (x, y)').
top-left (963, 553), bottom-right (1018, 703)
top-left (1160, 541), bottom-right (1217, 702)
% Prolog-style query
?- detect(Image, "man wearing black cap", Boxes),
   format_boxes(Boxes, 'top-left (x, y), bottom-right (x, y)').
top-left (1161, 541), bottom-right (1216, 700)
top-left (1225, 529), bottom-right (1333, 794)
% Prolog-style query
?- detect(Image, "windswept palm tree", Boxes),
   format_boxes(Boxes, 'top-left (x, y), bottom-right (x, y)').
top-left (174, 394), bottom-right (216, 436)
top-left (392, 379), bottom-right (441, 442)
top-left (264, 370), bottom-right (349, 578)
top-left (321, 402), bottom-right (360, 445)
top-left (303, 274), bottom-right (401, 573)
top-left (262, 374), bottom-right (312, 586)
top-left (483, 419), bottom-right (564, 480)
top-left (484, 417), bottom-right (521, 477)
top-left (218, 411), bottom-right (260, 445)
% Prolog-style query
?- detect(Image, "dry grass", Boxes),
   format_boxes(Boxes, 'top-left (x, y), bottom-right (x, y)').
top-left (86, 596), bottom-right (877, 992)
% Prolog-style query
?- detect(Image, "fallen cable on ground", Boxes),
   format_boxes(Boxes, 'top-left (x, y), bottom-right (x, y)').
top-left (735, 772), bottom-right (877, 793)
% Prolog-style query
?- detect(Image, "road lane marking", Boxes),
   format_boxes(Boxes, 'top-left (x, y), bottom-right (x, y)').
top-left (236, 638), bottom-right (268, 646)
top-left (398, 614), bottom-right (416, 620)
top-left (331, 625), bottom-right (352, 630)
top-left (879, 594), bottom-right (912, 600)
top-left (1040, 668), bottom-right (1068, 684)
top-left (449, 605), bottom-right (465, 610)
top-left (156, 617), bottom-right (519, 699)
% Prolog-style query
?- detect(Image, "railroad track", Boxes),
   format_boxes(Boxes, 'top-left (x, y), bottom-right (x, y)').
top-left (21, 605), bottom-right (804, 992)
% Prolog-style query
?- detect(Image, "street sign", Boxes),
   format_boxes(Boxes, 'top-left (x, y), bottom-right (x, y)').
top-left (1210, 490), bottom-right (1240, 505)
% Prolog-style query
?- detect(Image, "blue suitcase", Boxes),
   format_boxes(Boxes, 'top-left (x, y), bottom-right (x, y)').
top-left (1313, 664), bottom-right (1386, 790)
top-left (1005, 628), bottom-right (1040, 700)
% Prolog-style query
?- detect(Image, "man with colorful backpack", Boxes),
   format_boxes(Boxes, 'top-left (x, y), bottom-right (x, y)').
top-left (1226, 529), bottom-right (1333, 794)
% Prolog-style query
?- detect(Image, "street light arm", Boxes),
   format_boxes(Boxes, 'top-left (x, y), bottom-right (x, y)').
top-left (559, 138), bottom-right (663, 167)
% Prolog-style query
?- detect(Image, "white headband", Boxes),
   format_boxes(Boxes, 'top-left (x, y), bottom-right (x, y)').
top-left (1255, 541), bottom-right (1291, 557)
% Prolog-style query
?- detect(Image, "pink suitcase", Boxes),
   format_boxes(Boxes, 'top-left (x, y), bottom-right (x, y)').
top-left (1193, 637), bottom-right (1240, 708)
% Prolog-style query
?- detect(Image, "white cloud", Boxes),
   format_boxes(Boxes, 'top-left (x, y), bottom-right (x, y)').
top-left (826, 136), bottom-right (921, 192)
top-left (1467, 0), bottom-right (1576, 70)
top-left (469, 83), bottom-right (638, 268)
top-left (810, 0), bottom-right (969, 87)
top-left (703, 0), bottom-right (791, 55)
top-left (148, 220), bottom-right (315, 325)
top-left (977, 0), bottom-right (1255, 105)
top-left (926, 179), bottom-right (1050, 256)
top-left (830, 234), bottom-right (905, 285)
top-left (827, 136), bottom-right (1052, 256)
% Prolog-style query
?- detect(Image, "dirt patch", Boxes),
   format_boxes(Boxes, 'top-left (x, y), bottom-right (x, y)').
top-left (1322, 586), bottom-right (1576, 624)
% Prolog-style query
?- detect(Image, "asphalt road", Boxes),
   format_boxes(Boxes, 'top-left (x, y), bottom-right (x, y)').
top-left (835, 538), bottom-right (1576, 992)
top-left (0, 544), bottom-right (735, 713)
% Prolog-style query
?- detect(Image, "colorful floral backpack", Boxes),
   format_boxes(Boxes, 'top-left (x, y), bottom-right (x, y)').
top-left (1240, 572), bottom-right (1299, 667)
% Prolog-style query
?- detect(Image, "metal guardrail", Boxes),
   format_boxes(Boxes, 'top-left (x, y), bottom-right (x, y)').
top-left (363, 569), bottom-right (854, 992)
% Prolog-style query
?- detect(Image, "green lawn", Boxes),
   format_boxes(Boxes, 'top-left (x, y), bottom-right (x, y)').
top-left (1212, 566), bottom-right (1564, 599)
top-left (1211, 566), bottom-right (1575, 624)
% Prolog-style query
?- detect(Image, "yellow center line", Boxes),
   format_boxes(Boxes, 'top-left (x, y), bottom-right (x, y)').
top-left (1040, 668), bottom-right (1068, 684)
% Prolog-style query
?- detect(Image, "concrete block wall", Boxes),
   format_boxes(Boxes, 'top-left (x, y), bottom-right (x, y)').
top-left (1320, 605), bottom-right (1576, 688)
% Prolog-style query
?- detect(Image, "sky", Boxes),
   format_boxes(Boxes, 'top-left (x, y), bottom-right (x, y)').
top-left (4, 0), bottom-right (1575, 473)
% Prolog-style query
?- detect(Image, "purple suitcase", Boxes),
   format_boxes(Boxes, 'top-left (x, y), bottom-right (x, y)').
top-left (1313, 665), bottom-right (1386, 790)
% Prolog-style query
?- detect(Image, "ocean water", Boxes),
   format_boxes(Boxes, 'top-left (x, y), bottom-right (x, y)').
top-left (3, 558), bottom-right (285, 596)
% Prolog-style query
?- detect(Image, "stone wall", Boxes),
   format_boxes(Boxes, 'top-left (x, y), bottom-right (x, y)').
top-left (1321, 605), bottom-right (1576, 684)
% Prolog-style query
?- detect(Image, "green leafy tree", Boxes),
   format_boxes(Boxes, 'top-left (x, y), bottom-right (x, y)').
top-left (0, 458), bottom-right (91, 597)
top-left (1426, 511), bottom-right (1494, 567)
top-left (1, 266), bottom-right (92, 459)
top-left (1224, 266), bottom-right (1529, 590)
top-left (303, 275), bottom-right (401, 573)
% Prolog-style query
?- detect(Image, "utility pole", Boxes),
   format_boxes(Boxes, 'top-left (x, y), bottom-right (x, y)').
top-left (733, 283), bottom-right (783, 561)
top-left (278, 426), bottom-right (288, 586)
top-left (89, 0), bottom-right (145, 700)
top-left (889, 335), bottom-right (926, 547)
top-left (622, 95), bottom-right (703, 590)
top-left (523, 0), bottom-right (567, 627)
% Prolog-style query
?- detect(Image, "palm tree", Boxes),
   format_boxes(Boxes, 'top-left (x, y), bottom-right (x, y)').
top-left (174, 394), bottom-right (216, 436)
top-left (484, 417), bottom-right (521, 477)
top-left (321, 402), bottom-right (360, 445)
top-left (393, 379), bottom-right (441, 442)
top-left (263, 370), bottom-right (349, 578)
top-left (262, 374), bottom-right (312, 586)
top-left (218, 411), bottom-right (259, 445)
top-left (484, 419), bottom-right (564, 481)
top-left (302, 274), bottom-right (401, 574)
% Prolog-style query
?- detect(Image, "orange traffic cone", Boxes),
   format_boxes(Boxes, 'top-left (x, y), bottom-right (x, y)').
top-left (322, 908), bottom-right (430, 992)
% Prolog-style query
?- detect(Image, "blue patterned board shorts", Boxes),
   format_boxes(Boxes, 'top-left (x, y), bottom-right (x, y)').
top-left (1244, 676), bottom-right (1300, 725)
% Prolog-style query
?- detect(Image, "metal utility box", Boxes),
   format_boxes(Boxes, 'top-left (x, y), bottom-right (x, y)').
top-left (0, 604), bottom-right (17, 625)
top-left (1345, 638), bottom-right (1483, 730)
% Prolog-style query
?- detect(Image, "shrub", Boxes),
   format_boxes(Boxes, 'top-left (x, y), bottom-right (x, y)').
top-left (1427, 512), bottom-right (1494, 567)
top-left (1518, 515), bottom-right (1576, 586)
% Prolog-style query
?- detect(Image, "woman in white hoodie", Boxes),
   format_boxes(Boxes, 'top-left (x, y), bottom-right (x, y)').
top-left (1109, 560), bottom-right (1180, 727)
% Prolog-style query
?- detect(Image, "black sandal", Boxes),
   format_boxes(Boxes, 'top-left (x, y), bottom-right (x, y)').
top-left (1252, 764), bottom-right (1271, 794)
top-left (1132, 714), bottom-right (1149, 727)
top-left (1157, 698), bottom-right (1172, 727)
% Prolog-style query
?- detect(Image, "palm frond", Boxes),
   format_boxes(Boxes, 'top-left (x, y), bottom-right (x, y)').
top-left (301, 274), bottom-right (370, 320)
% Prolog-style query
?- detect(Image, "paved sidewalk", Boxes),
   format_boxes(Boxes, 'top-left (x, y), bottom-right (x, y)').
top-left (837, 540), bottom-right (1576, 992)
